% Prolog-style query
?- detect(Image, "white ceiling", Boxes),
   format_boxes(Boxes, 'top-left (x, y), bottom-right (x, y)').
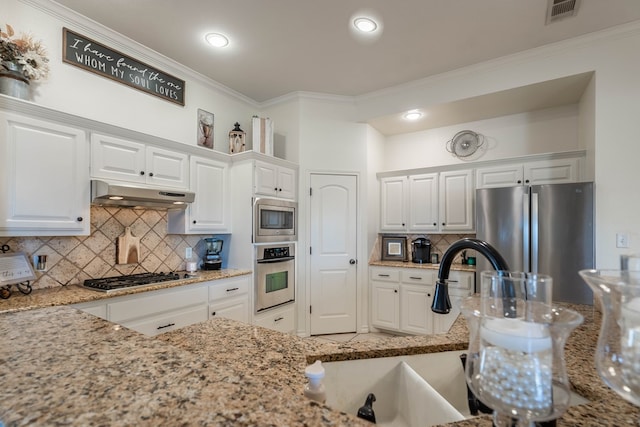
top-left (52, 0), bottom-right (640, 134)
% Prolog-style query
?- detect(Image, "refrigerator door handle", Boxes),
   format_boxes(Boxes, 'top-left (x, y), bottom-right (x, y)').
top-left (531, 191), bottom-right (539, 273)
top-left (523, 189), bottom-right (530, 272)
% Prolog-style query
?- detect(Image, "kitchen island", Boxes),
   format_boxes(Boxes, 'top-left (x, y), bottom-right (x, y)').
top-left (1, 284), bottom-right (639, 425)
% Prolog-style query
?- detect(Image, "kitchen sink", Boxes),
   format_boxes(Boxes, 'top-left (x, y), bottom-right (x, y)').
top-left (323, 350), bottom-right (590, 427)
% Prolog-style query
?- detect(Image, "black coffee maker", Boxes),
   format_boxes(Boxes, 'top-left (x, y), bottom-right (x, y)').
top-left (411, 238), bottom-right (431, 264)
top-left (201, 238), bottom-right (223, 270)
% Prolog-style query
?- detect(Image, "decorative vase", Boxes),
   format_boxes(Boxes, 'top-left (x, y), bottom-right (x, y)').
top-left (0, 62), bottom-right (30, 99)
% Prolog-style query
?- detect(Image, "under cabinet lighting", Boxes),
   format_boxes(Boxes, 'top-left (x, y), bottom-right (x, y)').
top-left (108, 196), bottom-right (124, 200)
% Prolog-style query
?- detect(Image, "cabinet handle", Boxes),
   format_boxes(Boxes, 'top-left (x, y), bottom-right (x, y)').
top-left (77, 217), bottom-right (83, 222)
top-left (409, 276), bottom-right (422, 280)
top-left (140, 171), bottom-right (145, 176)
top-left (157, 322), bottom-right (175, 330)
top-left (226, 287), bottom-right (239, 292)
top-left (149, 172), bottom-right (154, 177)
top-left (274, 316), bottom-right (284, 322)
top-left (378, 274), bottom-right (390, 277)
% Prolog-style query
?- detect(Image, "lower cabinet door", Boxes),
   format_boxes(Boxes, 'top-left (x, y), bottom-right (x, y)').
top-left (254, 304), bottom-right (295, 334)
top-left (209, 296), bottom-right (250, 324)
top-left (371, 282), bottom-right (399, 330)
top-left (400, 284), bottom-right (434, 335)
top-left (123, 305), bottom-right (208, 336)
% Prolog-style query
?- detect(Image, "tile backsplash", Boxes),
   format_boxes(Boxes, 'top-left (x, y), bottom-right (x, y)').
top-left (0, 207), bottom-right (214, 290)
top-left (370, 233), bottom-right (476, 264)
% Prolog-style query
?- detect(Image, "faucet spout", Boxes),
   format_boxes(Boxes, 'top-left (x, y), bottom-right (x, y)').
top-left (431, 238), bottom-right (510, 314)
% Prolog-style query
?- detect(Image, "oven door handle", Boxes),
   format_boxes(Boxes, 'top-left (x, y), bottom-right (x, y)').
top-left (256, 256), bottom-right (295, 264)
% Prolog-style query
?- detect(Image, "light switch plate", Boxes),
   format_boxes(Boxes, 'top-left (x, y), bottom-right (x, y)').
top-left (616, 233), bottom-right (629, 248)
top-left (185, 247), bottom-right (193, 259)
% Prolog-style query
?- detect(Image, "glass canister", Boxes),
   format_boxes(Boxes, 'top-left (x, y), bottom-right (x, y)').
top-left (461, 271), bottom-right (583, 426)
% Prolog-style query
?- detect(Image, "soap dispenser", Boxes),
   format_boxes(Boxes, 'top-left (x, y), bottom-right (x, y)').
top-left (304, 360), bottom-right (326, 403)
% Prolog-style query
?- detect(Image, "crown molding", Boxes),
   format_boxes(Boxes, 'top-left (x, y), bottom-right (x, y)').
top-left (260, 91), bottom-right (355, 108)
top-left (21, 0), bottom-right (259, 108)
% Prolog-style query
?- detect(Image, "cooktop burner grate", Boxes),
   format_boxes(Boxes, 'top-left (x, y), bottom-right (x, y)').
top-left (83, 272), bottom-right (181, 293)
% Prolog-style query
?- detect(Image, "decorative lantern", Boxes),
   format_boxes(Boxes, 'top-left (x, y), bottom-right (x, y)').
top-left (229, 122), bottom-right (246, 154)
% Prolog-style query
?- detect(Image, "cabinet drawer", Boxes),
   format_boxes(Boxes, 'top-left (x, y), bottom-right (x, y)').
top-left (254, 304), bottom-right (295, 334)
top-left (370, 267), bottom-right (400, 282)
top-left (108, 286), bottom-right (207, 323)
top-left (123, 305), bottom-right (208, 336)
top-left (209, 296), bottom-right (250, 324)
top-left (208, 276), bottom-right (250, 302)
top-left (400, 269), bottom-right (435, 285)
top-left (447, 271), bottom-right (474, 291)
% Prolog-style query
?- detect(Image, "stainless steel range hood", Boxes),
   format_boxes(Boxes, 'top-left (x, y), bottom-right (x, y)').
top-left (91, 180), bottom-right (195, 210)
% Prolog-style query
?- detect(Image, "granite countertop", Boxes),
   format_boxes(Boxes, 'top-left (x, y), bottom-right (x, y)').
top-left (370, 260), bottom-right (477, 273)
top-left (0, 268), bottom-right (251, 313)
top-left (1, 279), bottom-right (639, 426)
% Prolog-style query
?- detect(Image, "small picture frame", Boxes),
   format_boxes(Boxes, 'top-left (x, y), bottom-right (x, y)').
top-left (381, 236), bottom-right (407, 261)
top-left (197, 109), bottom-right (214, 149)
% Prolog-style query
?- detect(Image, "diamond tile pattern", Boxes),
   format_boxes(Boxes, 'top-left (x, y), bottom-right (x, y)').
top-left (0, 207), bottom-right (212, 290)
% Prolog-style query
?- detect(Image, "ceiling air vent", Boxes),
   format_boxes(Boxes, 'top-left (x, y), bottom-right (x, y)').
top-left (546, 0), bottom-right (580, 24)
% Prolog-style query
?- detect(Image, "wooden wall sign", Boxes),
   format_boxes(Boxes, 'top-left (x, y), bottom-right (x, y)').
top-left (62, 28), bottom-right (185, 106)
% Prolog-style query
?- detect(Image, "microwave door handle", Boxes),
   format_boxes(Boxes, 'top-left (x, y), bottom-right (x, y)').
top-left (256, 256), bottom-right (295, 264)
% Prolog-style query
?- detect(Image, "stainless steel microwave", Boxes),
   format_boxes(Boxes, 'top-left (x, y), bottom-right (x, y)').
top-left (253, 198), bottom-right (297, 243)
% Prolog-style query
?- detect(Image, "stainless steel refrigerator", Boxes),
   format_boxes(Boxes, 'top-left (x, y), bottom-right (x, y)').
top-left (475, 182), bottom-right (594, 305)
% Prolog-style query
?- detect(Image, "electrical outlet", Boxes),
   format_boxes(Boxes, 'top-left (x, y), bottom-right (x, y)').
top-left (185, 247), bottom-right (193, 259)
top-left (616, 233), bottom-right (629, 248)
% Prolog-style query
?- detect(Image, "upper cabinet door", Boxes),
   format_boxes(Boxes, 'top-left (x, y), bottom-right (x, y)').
top-left (254, 160), bottom-right (297, 200)
top-left (0, 113), bottom-right (90, 236)
top-left (407, 173), bottom-right (439, 232)
top-left (145, 146), bottom-right (188, 188)
top-left (276, 166), bottom-right (297, 200)
top-left (380, 176), bottom-right (407, 232)
top-left (476, 164), bottom-right (524, 189)
top-left (439, 169), bottom-right (474, 232)
top-left (91, 134), bottom-right (146, 183)
top-left (91, 134), bottom-right (188, 189)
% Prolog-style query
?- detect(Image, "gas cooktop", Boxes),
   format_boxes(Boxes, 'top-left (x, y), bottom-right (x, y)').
top-left (83, 272), bottom-right (181, 293)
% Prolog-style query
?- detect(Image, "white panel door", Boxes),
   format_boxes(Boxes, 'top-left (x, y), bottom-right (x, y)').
top-left (310, 174), bottom-right (357, 335)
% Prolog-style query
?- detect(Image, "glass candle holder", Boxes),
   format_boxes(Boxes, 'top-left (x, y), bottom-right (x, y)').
top-left (462, 271), bottom-right (583, 426)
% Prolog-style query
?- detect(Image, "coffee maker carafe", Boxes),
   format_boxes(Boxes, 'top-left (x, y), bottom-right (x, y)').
top-left (202, 238), bottom-right (223, 270)
top-left (411, 238), bottom-right (431, 264)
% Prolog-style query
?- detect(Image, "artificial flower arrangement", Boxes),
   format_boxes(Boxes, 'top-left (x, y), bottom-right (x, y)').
top-left (0, 24), bottom-right (49, 81)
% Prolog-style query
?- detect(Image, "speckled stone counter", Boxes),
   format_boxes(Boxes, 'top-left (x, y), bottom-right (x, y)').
top-left (0, 268), bottom-right (251, 313)
top-left (369, 260), bottom-right (477, 273)
top-left (1, 282), bottom-right (639, 426)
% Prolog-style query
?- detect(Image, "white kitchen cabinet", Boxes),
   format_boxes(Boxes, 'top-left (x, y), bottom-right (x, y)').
top-left (432, 270), bottom-right (474, 334)
top-left (438, 169), bottom-right (474, 232)
top-left (476, 158), bottom-right (579, 189)
top-left (91, 133), bottom-right (189, 189)
top-left (208, 275), bottom-right (251, 324)
top-left (254, 160), bottom-right (296, 200)
top-left (254, 303), bottom-right (296, 334)
top-left (0, 112), bottom-right (90, 236)
top-left (370, 266), bottom-right (438, 335)
top-left (107, 285), bottom-right (208, 336)
top-left (380, 170), bottom-right (472, 233)
top-left (168, 156), bottom-right (230, 234)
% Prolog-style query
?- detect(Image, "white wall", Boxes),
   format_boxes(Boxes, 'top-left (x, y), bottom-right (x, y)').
top-left (8, 0), bottom-right (257, 152)
top-left (382, 104), bottom-right (580, 172)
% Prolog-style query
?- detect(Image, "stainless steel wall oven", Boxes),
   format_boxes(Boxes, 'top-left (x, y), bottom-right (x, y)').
top-left (254, 243), bottom-right (295, 313)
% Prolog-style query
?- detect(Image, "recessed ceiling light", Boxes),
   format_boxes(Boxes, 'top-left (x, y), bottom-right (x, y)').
top-left (205, 33), bottom-right (230, 48)
top-left (403, 111), bottom-right (423, 121)
top-left (353, 17), bottom-right (378, 33)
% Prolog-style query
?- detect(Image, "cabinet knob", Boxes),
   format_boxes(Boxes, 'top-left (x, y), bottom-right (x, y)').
top-left (517, 180), bottom-right (522, 184)
top-left (212, 311), bottom-right (216, 316)
top-left (140, 171), bottom-right (145, 175)
top-left (193, 220), bottom-right (197, 224)
top-left (274, 187), bottom-right (278, 191)
top-left (402, 223), bottom-right (405, 227)
top-left (349, 259), bottom-right (357, 265)
top-left (433, 222), bottom-right (437, 226)
top-left (77, 217), bottom-right (83, 222)
top-left (525, 179), bottom-right (530, 183)
top-left (149, 172), bottom-right (154, 177)
top-left (442, 222), bottom-right (445, 226)
top-left (394, 289), bottom-right (398, 293)
top-left (278, 188), bottom-right (282, 192)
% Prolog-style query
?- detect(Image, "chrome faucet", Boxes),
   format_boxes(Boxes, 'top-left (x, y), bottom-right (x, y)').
top-left (431, 238), bottom-right (510, 314)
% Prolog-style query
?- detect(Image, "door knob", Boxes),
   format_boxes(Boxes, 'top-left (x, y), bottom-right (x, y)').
top-left (349, 259), bottom-right (357, 265)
